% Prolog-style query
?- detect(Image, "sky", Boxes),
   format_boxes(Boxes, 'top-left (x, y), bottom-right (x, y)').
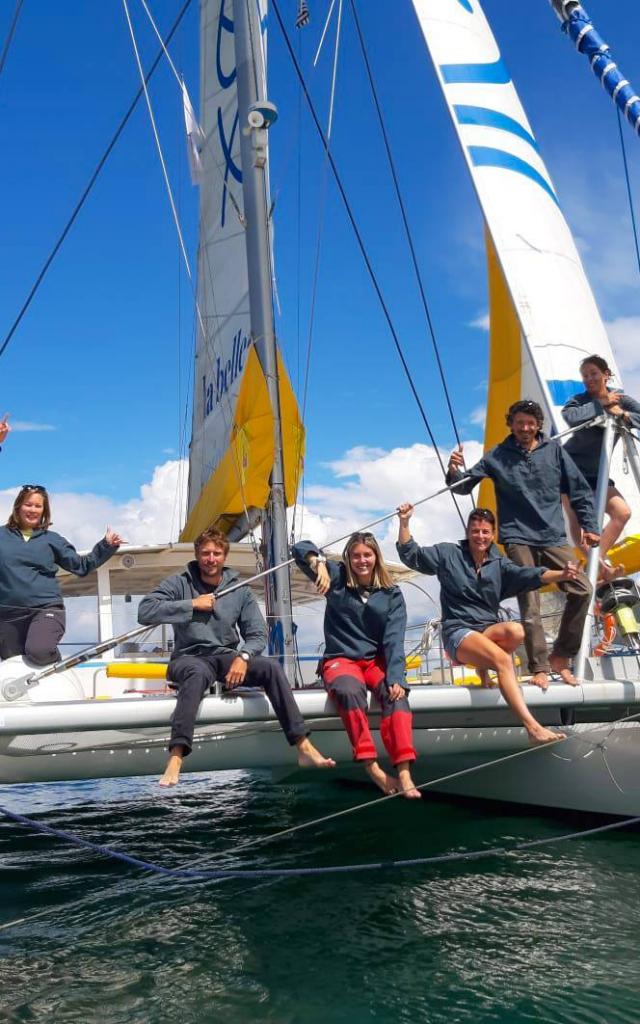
top-left (1, 0), bottom-right (640, 643)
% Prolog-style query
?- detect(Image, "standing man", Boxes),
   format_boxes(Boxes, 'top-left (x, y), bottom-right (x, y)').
top-left (138, 527), bottom-right (335, 786)
top-left (446, 399), bottom-right (599, 689)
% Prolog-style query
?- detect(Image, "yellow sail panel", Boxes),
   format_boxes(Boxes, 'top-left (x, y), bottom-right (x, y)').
top-left (478, 232), bottom-right (522, 514)
top-left (181, 348), bottom-right (274, 540)
top-left (277, 350), bottom-right (305, 506)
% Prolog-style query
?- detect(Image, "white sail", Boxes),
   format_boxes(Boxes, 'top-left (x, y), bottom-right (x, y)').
top-left (185, 0), bottom-right (266, 535)
top-left (411, 0), bottom-right (621, 425)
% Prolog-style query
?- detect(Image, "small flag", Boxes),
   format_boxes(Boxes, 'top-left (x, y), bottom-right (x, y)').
top-left (182, 81), bottom-right (205, 186)
top-left (295, 0), bottom-right (310, 28)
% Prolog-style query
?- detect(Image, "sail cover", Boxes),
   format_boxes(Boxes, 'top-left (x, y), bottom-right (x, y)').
top-left (183, 0), bottom-right (303, 541)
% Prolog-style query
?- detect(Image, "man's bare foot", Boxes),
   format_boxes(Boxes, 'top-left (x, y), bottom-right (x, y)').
top-left (397, 765), bottom-right (422, 799)
top-left (364, 760), bottom-right (398, 795)
top-left (531, 671), bottom-right (550, 691)
top-left (549, 655), bottom-right (578, 687)
top-left (296, 737), bottom-right (336, 769)
top-left (601, 560), bottom-right (625, 583)
top-left (159, 751), bottom-right (183, 787)
top-left (526, 723), bottom-right (566, 745)
top-left (478, 668), bottom-right (498, 689)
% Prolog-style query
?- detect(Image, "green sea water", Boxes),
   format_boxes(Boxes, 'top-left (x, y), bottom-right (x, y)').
top-left (1, 771), bottom-right (639, 1024)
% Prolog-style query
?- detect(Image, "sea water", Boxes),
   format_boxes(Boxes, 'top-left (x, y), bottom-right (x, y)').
top-left (1, 771), bottom-right (639, 1024)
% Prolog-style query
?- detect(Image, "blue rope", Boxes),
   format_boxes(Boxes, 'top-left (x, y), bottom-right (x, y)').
top-left (617, 109), bottom-right (640, 280)
top-left (1, 804), bottom-right (638, 881)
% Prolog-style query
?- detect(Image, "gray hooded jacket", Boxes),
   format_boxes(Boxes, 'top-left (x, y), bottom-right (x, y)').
top-left (137, 562), bottom-right (267, 659)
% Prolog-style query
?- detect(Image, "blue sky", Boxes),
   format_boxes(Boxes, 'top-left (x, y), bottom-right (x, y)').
top-left (1, 0), bottom-right (640, 517)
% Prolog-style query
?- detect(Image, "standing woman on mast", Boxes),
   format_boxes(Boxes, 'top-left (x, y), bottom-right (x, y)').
top-left (292, 533), bottom-right (420, 798)
top-left (562, 355), bottom-right (640, 579)
top-left (0, 485), bottom-right (123, 665)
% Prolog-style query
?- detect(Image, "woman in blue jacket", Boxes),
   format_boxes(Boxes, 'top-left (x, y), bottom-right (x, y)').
top-left (397, 504), bottom-right (581, 745)
top-left (0, 485), bottom-right (122, 665)
top-left (292, 532), bottom-right (419, 798)
top-left (562, 355), bottom-right (640, 578)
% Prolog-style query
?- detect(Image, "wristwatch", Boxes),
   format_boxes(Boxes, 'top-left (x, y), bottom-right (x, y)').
top-left (239, 651), bottom-right (250, 663)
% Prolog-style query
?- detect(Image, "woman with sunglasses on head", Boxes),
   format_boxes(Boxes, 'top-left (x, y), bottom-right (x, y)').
top-left (562, 355), bottom-right (640, 580)
top-left (0, 485), bottom-right (123, 666)
top-left (292, 532), bottom-right (420, 798)
top-left (396, 504), bottom-right (581, 745)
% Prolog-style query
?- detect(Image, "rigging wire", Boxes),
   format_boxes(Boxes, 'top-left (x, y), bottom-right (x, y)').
top-left (616, 108), bottom-right (640, 279)
top-left (270, 0), bottom-right (466, 528)
top-left (0, 0), bottom-right (194, 362)
top-left (0, 0), bottom-right (23, 77)
top-left (348, 0), bottom-right (465, 452)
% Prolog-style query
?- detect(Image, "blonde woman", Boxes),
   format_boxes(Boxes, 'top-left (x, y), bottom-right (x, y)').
top-left (292, 532), bottom-right (419, 798)
top-left (0, 485), bottom-right (122, 665)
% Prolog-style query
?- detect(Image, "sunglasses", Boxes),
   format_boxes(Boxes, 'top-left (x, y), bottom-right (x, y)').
top-left (469, 508), bottom-right (495, 524)
top-left (21, 484), bottom-right (47, 493)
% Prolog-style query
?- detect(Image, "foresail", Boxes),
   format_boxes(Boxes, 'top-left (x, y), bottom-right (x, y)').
top-left (413, 0), bottom-right (640, 567)
top-left (183, 0), bottom-right (303, 542)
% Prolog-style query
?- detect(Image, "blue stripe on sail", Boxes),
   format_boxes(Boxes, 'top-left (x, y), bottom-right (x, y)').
top-left (456, 0), bottom-right (473, 10)
top-left (546, 379), bottom-right (582, 405)
top-left (453, 105), bottom-right (539, 152)
top-left (440, 58), bottom-right (510, 85)
top-left (468, 146), bottom-right (559, 206)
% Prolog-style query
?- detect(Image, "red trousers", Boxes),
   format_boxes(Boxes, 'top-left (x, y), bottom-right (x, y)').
top-left (321, 655), bottom-right (416, 765)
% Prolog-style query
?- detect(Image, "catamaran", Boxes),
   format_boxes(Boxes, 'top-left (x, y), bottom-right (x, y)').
top-left (1, 0), bottom-right (640, 815)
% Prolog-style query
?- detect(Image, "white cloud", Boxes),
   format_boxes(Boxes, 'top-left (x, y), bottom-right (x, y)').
top-left (0, 459), bottom-right (189, 549)
top-left (469, 311), bottom-right (490, 331)
top-left (605, 316), bottom-right (640, 397)
top-left (469, 406), bottom-right (486, 428)
top-left (10, 421), bottom-right (57, 432)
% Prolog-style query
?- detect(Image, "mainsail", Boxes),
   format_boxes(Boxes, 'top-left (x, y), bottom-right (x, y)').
top-left (411, 0), bottom-right (640, 555)
top-left (182, 0), bottom-right (303, 542)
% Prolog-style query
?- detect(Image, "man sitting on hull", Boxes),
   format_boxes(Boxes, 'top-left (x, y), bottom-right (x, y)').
top-left (446, 399), bottom-right (600, 689)
top-left (138, 527), bottom-right (335, 786)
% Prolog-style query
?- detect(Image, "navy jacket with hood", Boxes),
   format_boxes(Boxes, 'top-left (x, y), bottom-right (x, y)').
top-left (0, 526), bottom-right (118, 609)
top-left (137, 562), bottom-right (267, 659)
top-left (445, 432), bottom-right (597, 546)
top-left (396, 537), bottom-right (545, 642)
top-left (292, 540), bottom-right (407, 687)
top-left (562, 390), bottom-right (640, 481)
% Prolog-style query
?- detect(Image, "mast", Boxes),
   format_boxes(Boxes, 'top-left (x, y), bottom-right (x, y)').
top-left (232, 0), bottom-right (295, 684)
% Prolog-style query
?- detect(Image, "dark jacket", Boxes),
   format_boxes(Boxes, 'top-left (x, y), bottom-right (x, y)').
top-left (0, 526), bottom-right (118, 609)
top-left (445, 432), bottom-right (597, 545)
top-left (396, 537), bottom-right (545, 641)
top-left (562, 390), bottom-right (640, 481)
top-left (137, 561), bottom-right (267, 659)
top-left (292, 540), bottom-right (407, 686)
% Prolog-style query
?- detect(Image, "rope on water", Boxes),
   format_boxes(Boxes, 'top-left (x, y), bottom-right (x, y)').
top-left (0, 802), bottom-right (638, 882)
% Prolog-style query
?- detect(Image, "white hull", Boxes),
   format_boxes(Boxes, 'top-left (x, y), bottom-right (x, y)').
top-left (1, 656), bottom-right (639, 815)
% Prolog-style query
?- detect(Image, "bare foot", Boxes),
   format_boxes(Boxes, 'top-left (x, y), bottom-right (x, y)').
top-left (526, 724), bottom-right (566, 745)
top-left (159, 752), bottom-right (183, 787)
top-left (296, 737), bottom-right (336, 769)
top-left (478, 669), bottom-right (498, 689)
top-left (364, 760), bottom-right (398, 795)
top-left (601, 560), bottom-right (625, 582)
top-left (549, 655), bottom-right (579, 687)
top-left (531, 671), bottom-right (550, 691)
top-left (397, 765), bottom-right (422, 799)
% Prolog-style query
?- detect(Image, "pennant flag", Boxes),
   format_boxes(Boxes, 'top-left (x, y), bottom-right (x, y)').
top-left (182, 81), bottom-right (205, 186)
top-left (295, 0), bottom-right (310, 29)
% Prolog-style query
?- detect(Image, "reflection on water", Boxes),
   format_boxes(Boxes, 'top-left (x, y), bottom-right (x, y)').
top-left (1, 772), bottom-right (640, 1024)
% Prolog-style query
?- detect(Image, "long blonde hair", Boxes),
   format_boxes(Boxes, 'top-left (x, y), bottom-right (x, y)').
top-left (342, 533), bottom-right (394, 590)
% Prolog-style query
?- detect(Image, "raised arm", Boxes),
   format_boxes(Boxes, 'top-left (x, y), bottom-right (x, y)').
top-left (445, 445), bottom-right (489, 495)
top-left (291, 539), bottom-right (340, 597)
top-left (396, 504), bottom-right (441, 575)
top-left (51, 531), bottom-right (120, 578)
